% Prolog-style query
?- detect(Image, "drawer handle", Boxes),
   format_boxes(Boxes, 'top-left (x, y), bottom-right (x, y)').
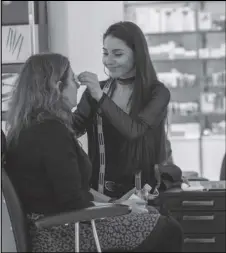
top-left (183, 215), bottom-right (214, 221)
top-left (184, 237), bottom-right (216, 244)
top-left (182, 200), bottom-right (214, 207)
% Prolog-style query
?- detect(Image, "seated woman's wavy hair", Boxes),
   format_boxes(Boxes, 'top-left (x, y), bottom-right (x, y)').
top-left (6, 53), bottom-right (74, 147)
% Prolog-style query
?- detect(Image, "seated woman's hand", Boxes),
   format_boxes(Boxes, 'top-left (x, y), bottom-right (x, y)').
top-left (114, 199), bottom-right (148, 214)
top-left (146, 205), bottom-right (160, 214)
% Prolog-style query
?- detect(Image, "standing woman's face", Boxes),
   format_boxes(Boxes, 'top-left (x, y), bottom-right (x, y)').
top-left (102, 35), bottom-right (135, 79)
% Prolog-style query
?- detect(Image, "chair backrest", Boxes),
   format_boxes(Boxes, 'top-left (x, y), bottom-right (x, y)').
top-left (2, 130), bottom-right (30, 252)
top-left (2, 192), bottom-right (17, 252)
top-left (2, 129), bottom-right (7, 164)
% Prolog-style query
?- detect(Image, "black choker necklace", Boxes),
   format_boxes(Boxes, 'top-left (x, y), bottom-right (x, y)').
top-left (116, 76), bottom-right (136, 85)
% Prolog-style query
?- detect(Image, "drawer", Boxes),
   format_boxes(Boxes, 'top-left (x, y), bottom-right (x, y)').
top-left (183, 234), bottom-right (225, 252)
top-left (171, 211), bottom-right (226, 234)
top-left (162, 195), bottom-right (226, 211)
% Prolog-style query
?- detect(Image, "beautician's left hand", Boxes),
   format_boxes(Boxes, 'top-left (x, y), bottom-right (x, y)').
top-left (78, 71), bottom-right (103, 101)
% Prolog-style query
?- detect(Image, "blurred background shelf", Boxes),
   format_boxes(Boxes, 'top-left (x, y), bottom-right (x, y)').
top-left (124, 0), bottom-right (225, 178)
top-left (169, 86), bottom-right (201, 102)
top-left (152, 57), bottom-right (225, 62)
top-left (203, 87), bottom-right (225, 93)
top-left (2, 63), bottom-right (23, 73)
top-left (124, 1), bottom-right (187, 6)
top-left (170, 114), bottom-right (200, 124)
top-left (145, 29), bottom-right (225, 36)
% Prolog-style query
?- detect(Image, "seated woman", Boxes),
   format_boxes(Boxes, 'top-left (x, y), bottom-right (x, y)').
top-left (5, 53), bottom-right (183, 252)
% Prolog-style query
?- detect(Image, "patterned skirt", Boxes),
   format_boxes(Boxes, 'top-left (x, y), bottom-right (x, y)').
top-left (27, 206), bottom-right (160, 252)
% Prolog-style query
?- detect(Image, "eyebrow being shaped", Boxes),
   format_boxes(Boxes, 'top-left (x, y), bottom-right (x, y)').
top-left (102, 48), bottom-right (124, 53)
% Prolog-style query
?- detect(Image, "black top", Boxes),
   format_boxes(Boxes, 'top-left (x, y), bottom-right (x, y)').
top-left (73, 79), bottom-right (170, 196)
top-left (91, 117), bottom-right (136, 197)
top-left (5, 119), bottom-right (94, 215)
top-left (102, 117), bottom-right (124, 181)
top-left (91, 115), bottom-right (156, 197)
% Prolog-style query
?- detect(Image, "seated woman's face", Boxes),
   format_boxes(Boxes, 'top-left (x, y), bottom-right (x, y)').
top-left (62, 68), bottom-right (80, 109)
top-left (102, 35), bottom-right (135, 79)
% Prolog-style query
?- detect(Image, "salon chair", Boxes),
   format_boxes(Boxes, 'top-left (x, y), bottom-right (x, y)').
top-left (1, 131), bottom-right (131, 253)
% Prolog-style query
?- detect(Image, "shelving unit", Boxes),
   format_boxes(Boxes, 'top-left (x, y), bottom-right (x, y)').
top-left (124, 1), bottom-right (225, 177)
top-left (145, 30), bottom-right (225, 36)
top-left (152, 57), bottom-right (225, 61)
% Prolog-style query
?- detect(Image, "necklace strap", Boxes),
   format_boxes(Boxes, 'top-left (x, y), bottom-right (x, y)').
top-left (117, 76), bottom-right (135, 85)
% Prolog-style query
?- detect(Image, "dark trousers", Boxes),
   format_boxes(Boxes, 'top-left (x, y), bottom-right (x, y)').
top-left (132, 215), bottom-right (184, 252)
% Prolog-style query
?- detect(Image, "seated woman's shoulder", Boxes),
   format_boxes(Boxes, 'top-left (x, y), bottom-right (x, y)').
top-left (24, 118), bottom-right (69, 139)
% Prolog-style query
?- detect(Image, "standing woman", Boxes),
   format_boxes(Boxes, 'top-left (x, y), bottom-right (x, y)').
top-left (75, 21), bottom-right (171, 199)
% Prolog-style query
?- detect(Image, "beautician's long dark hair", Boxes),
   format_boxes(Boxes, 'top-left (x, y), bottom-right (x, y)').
top-left (103, 21), bottom-right (158, 117)
top-left (103, 21), bottom-right (167, 177)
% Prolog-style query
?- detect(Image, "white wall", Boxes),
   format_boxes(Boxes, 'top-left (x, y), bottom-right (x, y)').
top-left (202, 136), bottom-right (225, 180)
top-left (67, 1), bottom-right (124, 80)
top-left (170, 138), bottom-right (201, 175)
top-left (47, 1), bottom-right (69, 57)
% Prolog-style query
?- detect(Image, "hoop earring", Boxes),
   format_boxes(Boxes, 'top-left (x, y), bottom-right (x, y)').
top-left (104, 66), bottom-right (110, 77)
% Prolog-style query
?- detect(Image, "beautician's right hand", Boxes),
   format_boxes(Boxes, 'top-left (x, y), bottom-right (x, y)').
top-left (78, 71), bottom-right (103, 102)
